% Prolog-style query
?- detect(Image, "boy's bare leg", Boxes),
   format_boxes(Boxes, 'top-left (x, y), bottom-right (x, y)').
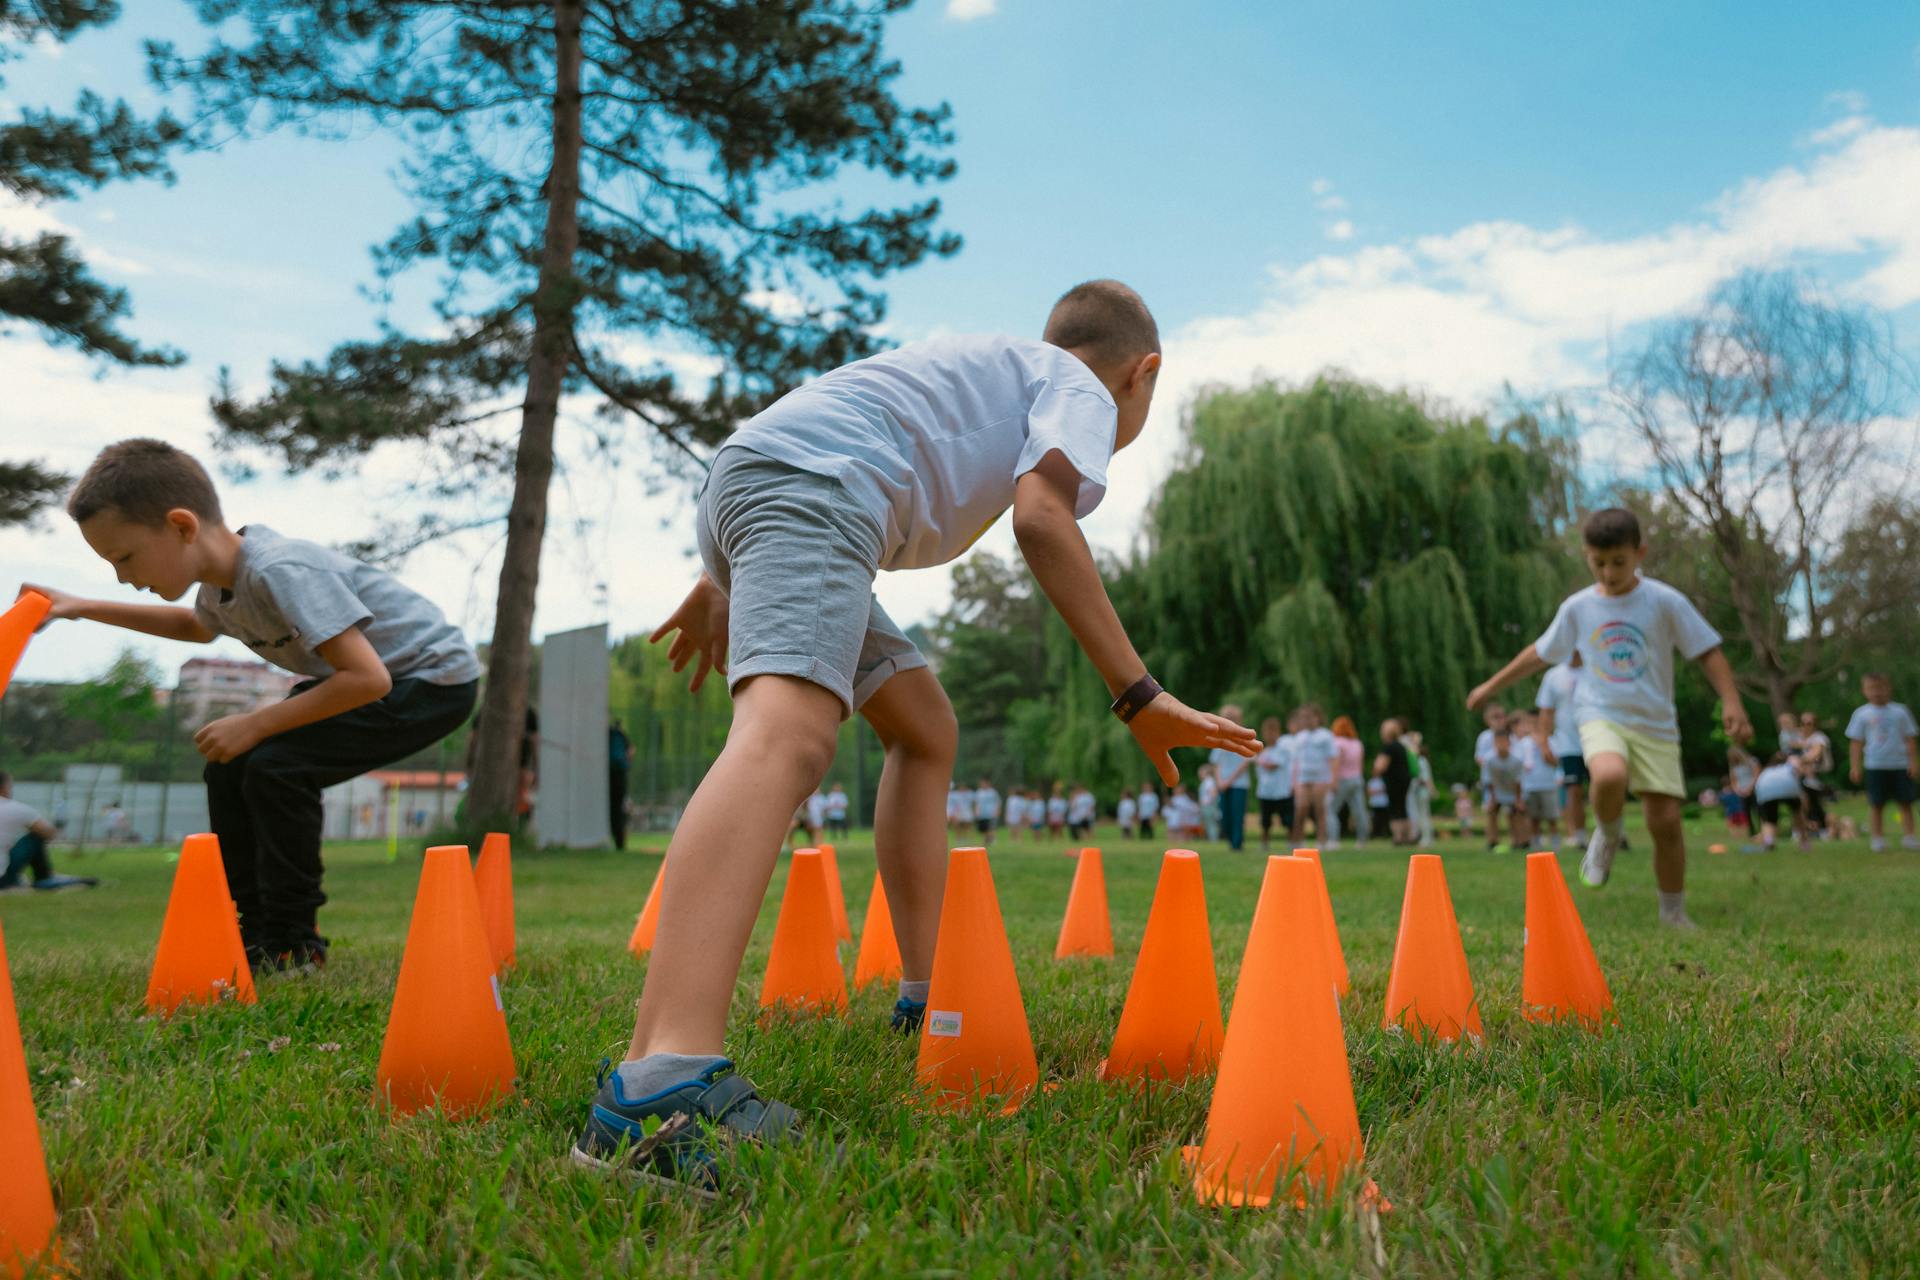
top-left (1642, 793), bottom-right (1686, 894)
top-left (1564, 783), bottom-right (1586, 839)
top-left (858, 667), bottom-right (958, 983)
top-left (626, 674), bottom-right (842, 1060)
top-left (1869, 804), bottom-right (1885, 839)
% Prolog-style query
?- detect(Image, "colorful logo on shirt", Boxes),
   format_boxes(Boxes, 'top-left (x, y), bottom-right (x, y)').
top-left (1589, 620), bottom-right (1649, 683)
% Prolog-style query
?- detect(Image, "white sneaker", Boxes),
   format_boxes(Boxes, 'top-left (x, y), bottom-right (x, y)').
top-left (1659, 910), bottom-right (1700, 931)
top-left (1872, 837), bottom-right (1888, 853)
top-left (1904, 835), bottom-right (1920, 852)
top-left (1581, 826), bottom-right (1621, 888)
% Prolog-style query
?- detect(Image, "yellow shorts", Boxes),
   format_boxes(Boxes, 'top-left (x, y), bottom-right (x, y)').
top-left (1578, 720), bottom-right (1684, 798)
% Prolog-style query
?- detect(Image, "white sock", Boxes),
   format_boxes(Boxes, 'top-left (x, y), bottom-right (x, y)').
top-left (1657, 890), bottom-right (1686, 919)
top-left (1600, 817), bottom-right (1625, 842)
top-left (898, 979), bottom-right (929, 1004)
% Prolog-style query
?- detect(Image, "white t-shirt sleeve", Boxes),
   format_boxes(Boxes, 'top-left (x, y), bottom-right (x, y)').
top-left (1534, 596), bottom-right (1579, 665)
top-left (1013, 383), bottom-right (1115, 518)
top-left (1661, 586), bottom-right (1722, 661)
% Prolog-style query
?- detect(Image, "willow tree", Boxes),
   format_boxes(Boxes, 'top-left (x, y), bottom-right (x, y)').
top-left (1129, 377), bottom-right (1575, 776)
top-left (2, 0), bottom-right (184, 523)
top-left (150, 0), bottom-right (958, 830)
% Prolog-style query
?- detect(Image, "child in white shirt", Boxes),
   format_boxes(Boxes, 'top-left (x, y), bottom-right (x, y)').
top-left (1116, 792), bottom-right (1137, 840)
top-left (1846, 672), bottom-right (1920, 852)
top-left (1470, 508), bottom-right (1750, 929)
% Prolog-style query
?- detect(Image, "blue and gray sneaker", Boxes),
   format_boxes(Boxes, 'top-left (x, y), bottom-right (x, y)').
top-left (890, 996), bottom-right (927, 1034)
top-left (571, 1058), bottom-right (798, 1200)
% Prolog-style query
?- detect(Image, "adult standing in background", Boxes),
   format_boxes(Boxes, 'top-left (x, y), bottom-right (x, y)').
top-left (1372, 717), bottom-right (1414, 846)
top-left (608, 718), bottom-right (632, 851)
top-left (1208, 703), bottom-right (1253, 851)
top-left (1327, 716), bottom-right (1369, 848)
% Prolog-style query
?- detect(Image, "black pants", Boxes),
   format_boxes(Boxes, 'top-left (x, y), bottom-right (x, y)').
top-left (1, 832), bottom-right (53, 887)
top-left (609, 766), bottom-right (629, 851)
top-left (205, 677), bottom-right (477, 953)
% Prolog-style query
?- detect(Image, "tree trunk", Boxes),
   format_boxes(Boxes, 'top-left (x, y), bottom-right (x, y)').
top-left (465, 0), bottom-right (584, 830)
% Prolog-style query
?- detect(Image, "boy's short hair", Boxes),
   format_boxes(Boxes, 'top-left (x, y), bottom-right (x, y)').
top-left (68, 438), bottom-right (224, 528)
top-left (1862, 671), bottom-right (1890, 685)
top-left (1582, 507), bottom-right (1642, 551)
top-left (1043, 279), bottom-right (1160, 370)
top-left (1494, 728), bottom-right (1511, 741)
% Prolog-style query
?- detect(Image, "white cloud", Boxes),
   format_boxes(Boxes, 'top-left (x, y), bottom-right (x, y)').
top-left (1324, 219), bottom-right (1355, 242)
top-left (945, 0), bottom-right (996, 20)
top-left (1309, 177), bottom-right (1334, 196)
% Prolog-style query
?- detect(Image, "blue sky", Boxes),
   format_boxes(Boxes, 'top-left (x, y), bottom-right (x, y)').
top-left (4, 0), bottom-right (1918, 684)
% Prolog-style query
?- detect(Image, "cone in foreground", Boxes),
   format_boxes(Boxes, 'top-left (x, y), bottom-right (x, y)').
top-left (818, 843), bottom-right (853, 942)
top-left (1184, 855), bottom-right (1366, 1207)
top-left (145, 833), bottom-right (257, 1014)
top-left (0, 922), bottom-right (57, 1280)
top-left (1054, 846), bottom-right (1114, 959)
top-left (916, 847), bottom-right (1036, 1113)
top-left (1381, 854), bottom-right (1482, 1042)
top-left (627, 863), bottom-right (664, 958)
top-left (759, 849), bottom-right (848, 1017)
top-left (1290, 848), bottom-right (1350, 997)
top-left (852, 871), bottom-right (903, 989)
top-left (1101, 850), bottom-right (1221, 1084)
top-left (0, 591), bottom-right (49, 705)
top-left (1522, 851), bottom-right (1614, 1027)
top-left (375, 845), bottom-right (516, 1117)
top-left (474, 831), bottom-right (516, 973)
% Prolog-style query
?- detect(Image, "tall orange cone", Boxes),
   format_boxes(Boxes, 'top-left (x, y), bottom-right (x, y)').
top-left (1054, 845), bottom-right (1114, 959)
top-left (0, 591), bottom-right (49, 704)
top-left (818, 842), bottom-right (852, 943)
top-left (852, 871), bottom-right (902, 989)
top-left (146, 833), bottom-right (257, 1014)
top-left (1290, 848), bottom-right (1350, 997)
top-left (1381, 854), bottom-right (1482, 1042)
top-left (0, 922), bottom-right (57, 1279)
top-left (473, 831), bottom-right (515, 973)
top-left (375, 845), bottom-right (516, 1117)
top-left (1523, 851), bottom-right (1614, 1027)
top-left (1185, 855), bottom-right (1368, 1207)
top-left (627, 862), bottom-right (664, 958)
top-left (916, 847), bottom-right (1037, 1113)
top-left (1100, 850), bottom-right (1221, 1083)
top-left (759, 849), bottom-right (848, 1016)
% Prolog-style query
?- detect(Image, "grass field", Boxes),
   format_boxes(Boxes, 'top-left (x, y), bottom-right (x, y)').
top-left (4, 814), bottom-right (1918, 1278)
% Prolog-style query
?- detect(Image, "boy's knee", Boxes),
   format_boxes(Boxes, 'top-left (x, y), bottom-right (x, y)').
top-left (732, 715), bottom-right (838, 786)
top-left (891, 701), bottom-right (958, 766)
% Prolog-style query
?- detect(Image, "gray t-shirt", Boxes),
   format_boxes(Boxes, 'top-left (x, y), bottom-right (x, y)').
top-left (0, 796), bottom-right (44, 854)
top-left (193, 525), bottom-right (481, 685)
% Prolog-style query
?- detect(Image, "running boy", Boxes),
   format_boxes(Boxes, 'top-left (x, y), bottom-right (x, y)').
top-left (584, 282), bottom-right (1257, 1190)
top-left (1469, 507), bottom-right (1750, 928)
top-left (27, 440), bottom-right (479, 969)
top-left (1846, 672), bottom-right (1919, 852)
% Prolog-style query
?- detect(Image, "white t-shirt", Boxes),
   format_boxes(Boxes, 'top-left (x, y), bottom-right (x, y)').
top-left (1138, 790), bottom-right (1160, 819)
top-left (1366, 777), bottom-right (1388, 808)
top-left (722, 335), bottom-right (1117, 572)
top-left (1255, 739), bottom-right (1295, 801)
top-left (825, 791), bottom-right (848, 820)
top-left (1168, 794), bottom-right (1202, 832)
top-left (1116, 795), bottom-right (1137, 826)
top-left (805, 792), bottom-right (827, 827)
top-left (1846, 702), bottom-right (1919, 771)
top-left (1068, 790), bottom-right (1096, 823)
top-left (1485, 751), bottom-right (1524, 803)
top-left (1293, 728), bottom-right (1336, 785)
top-left (0, 796), bottom-right (44, 855)
top-left (1198, 776), bottom-right (1219, 808)
top-left (947, 789), bottom-right (971, 821)
top-left (1047, 796), bottom-right (1068, 822)
top-left (1003, 794), bottom-right (1025, 826)
top-left (974, 787), bottom-right (999, 821)
top-left (1535, 664), bottom-right (1585, 759)
top-left (1798, 730), bottom-right (1833, 774)
top-left (1755, 761), bottom-right (1802, 805)
top-left (1517, 737), bottom-right (1560, 793)
top-left (1208, 746), bottom-right (1252, 790)
top-left (1533, 577), bottom-right (1722, 742)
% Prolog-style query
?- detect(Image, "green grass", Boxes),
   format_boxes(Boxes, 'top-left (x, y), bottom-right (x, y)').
top-left (4, 813), bottom-right (1918, 1278)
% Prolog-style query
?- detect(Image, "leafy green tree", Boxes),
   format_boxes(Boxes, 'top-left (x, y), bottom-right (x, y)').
top-left (152, 0), bottom-right (959, 826)
top-left (1, 0), bottom-right (185, 524)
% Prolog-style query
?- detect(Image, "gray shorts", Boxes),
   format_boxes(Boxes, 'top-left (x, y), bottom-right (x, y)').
top-left (697, 448), bottom-right (926, 717)
top-left (1523, 789), bottom-right (1563, 821)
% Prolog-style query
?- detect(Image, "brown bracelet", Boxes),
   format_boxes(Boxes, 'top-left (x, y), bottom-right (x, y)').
top-left (1110, 672), bottom-right (1164, 723)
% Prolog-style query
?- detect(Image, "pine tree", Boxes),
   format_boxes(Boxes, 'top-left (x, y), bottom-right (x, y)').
top-left (151, 0), bottom-right (958, 828)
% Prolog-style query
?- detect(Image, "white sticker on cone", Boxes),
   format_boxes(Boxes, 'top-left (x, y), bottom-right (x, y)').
top-left (928, 1010), bottom-right (963, 1037)
top-left (491, 974), bottom-right (504, 1012)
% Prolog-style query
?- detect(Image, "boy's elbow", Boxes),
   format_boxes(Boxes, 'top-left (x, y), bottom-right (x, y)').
top-left (362, 666), bottom-right (394, 700)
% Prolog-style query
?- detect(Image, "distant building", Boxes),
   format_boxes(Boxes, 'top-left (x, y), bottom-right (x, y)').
top-left (172, 657), bottom-right (299, 724)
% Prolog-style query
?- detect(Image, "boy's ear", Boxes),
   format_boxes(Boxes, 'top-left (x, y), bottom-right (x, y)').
top-left (166, 508), bottom-right (201, 542)
top-left (1129, 351), bottom-right (1162, 394)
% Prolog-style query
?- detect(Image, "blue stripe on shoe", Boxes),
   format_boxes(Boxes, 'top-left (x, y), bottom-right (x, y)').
top-left (606, 1057), bottom-right (735, 1108)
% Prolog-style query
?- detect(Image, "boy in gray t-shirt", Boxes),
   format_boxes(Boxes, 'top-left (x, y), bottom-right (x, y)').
top-left (27, 439), bottom-right (480, 970)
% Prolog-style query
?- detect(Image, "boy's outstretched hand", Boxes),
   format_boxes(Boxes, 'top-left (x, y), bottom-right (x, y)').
top-left (649, 574), bottom-right (729, 693)
top-left (17, 583), bottom-right (77, 630)
top-left (1128, 693), bottom-right (1259, 787)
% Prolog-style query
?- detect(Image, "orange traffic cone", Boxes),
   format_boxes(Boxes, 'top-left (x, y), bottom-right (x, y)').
top-left (0, 922), bottom-right (57, 1279)
top-left (627, 862), bottom-right (664, 958)
top-left (473, 831), bottom-right (515, 973)
top-left (1185, 855), bottom-right (1368, 1207)
top-left (1381, 854), bottom-right (1482, 1043)
top-left (759, 849), bottom-right (848, 1016)
top-left (146, 833), bottom-right (257, 1015)
top-left (1290, 848), bottom-right (1350, 997)
top-left (1055, 846), bottom-right (1114, 959)
top-left (916, 847), bottom-right (1037, 1113)
top-left (853, 871), bottom-right (903, 989)
top-left (1523, 851), bottom-right (1614, 1027)
top-left (818, 843), bottom-right (852, 943)
top-left (1100, 849), bottom-right (1221, 1084)
top-left (375, 845), bottom-right (516, 1117)
top-left (0, 591), bottom-right (49, 704)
